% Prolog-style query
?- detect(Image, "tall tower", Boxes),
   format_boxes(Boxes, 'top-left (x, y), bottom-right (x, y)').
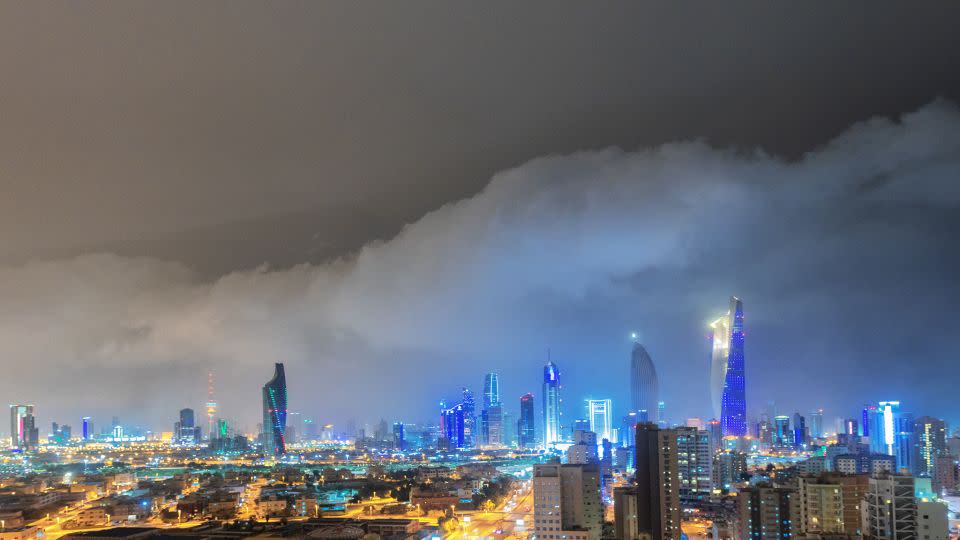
top-left (587, 399), bottom-right (613, 442)
top-left (9, 405), bottom-right (38, 452)
top-left (709, 296), bottom-right (746, 437)
top-left (480, 372), bottom-right (502, 448)
top-left (206, 371), bottom-right (217, 440)
top-left (543, 360), bottom-right (562, 447)
top-left (913, 416), bottom-right (947, 477)
top-left (630, 335), bottom-right (660, 421)
top-left (261, 363), bottom-right (288, 458)
top-left (630, 423), bottom-right (681, 540)
top-left (519, 393), bottom-right (536, 449)
top-left (483, 373), bottom-right (500, 409)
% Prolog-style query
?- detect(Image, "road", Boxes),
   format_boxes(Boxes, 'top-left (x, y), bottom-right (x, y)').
top-left (447, 480), bottom-right (533, 540)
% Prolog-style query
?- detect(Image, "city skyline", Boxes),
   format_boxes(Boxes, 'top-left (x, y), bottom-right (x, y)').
top-left (4, 310), bottom-right (957, 437)
top-left (0, 6), bottom-right (958, 540)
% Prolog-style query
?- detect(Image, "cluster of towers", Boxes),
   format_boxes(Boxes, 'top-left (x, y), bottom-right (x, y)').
top-left (433, 295), bottom-right (748, 452)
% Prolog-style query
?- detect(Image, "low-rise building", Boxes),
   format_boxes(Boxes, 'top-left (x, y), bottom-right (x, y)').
top-left (74, 506), bottom-right (108, 528)
top-left (0, 525), bottom-right (41, 540)
top-left (256, 497), bottom-right (288, 518)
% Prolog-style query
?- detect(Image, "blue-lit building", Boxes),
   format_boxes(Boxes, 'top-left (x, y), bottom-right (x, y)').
top-left (793, 412), bottom-right (806, 448)
top-left (461, 387), bottom-right (476, 448)
top-left (261, 362), bottom-right (288, 458)
top-left (862, 404), bottom-right (876, 437)
top-left (709, 297), bottom-right (747, 437)
top-left (440, 401), bottom-right (465, 449)
top-left (519, 393), bottom-right (536, 449)
top-left (176, 408), bottom-right (201, 444)
top-left (480, 373), bottom-right (503, 447)
top-left (895, 412), bottom-right (914, 473)
top-left (773, 415), bottom-right (792, 447)
top-left (392, 422), bottom-right (405, 450)
top-left (543, 361), bottom-right (562, 447)
top-left (440, 388), bottom-right (476, 449)
top-left (82, 416), bottom-right (92, 440)
top-left (867, 401), bottom-right (916, 471)
top-left (483, 373), bottom-right (500, 409)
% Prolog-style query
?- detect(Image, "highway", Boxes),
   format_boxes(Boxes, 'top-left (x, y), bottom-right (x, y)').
top-left (446, 480), bottom-right (533, 540)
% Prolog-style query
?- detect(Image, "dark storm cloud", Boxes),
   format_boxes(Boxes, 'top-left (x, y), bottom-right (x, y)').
top-left (1, 3), bottom-right (959, 276)
top-left (1, 103), bottom-right (958, 432)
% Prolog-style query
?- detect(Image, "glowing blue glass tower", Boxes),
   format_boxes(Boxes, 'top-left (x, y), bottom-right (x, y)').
top-left (519, 393), bottom-right (536, 449)
top-left (483, 373), bottom-right (500, 409)
top-left (543, 361), bottom-right (562, 447)
top-left (710, 297), bottom-right (746, 437)
top-left (261, 363), bottom-right (287, 458)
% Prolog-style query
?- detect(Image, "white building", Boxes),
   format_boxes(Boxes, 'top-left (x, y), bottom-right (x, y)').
top-left (861, 475), bottom-right (946, 540)
top-left (586, 399), bottom-right (613, 443)
top-left (533, 463), bottom-right (602, 540)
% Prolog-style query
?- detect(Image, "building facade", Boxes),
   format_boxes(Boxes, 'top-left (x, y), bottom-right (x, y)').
top-left (533, 463), bottom-right (602, 540)
top-left (630, 423), bottom-right (680, 540)
top-left (674, 427), bottom-right (713, 502)
top-left (735, 485), bottom-right (799, 540)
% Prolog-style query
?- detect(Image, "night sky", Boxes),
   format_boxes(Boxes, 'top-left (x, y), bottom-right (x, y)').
top-left (1, 3), bottom-right (959, 435)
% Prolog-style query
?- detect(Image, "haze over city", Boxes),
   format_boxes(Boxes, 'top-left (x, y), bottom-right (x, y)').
top-left (1, 3), bottom-right (958, 435)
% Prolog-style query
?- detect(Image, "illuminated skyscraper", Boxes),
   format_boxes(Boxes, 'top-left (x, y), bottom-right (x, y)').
top-left (587, 399), bottom-right (613, 442)
top-left (483, 372), bottom-right (500, 409)
top-left (809, 409), bottom-right (824, 438)
top-left (392, 422), bottom-right (405, 450)
top-left (176, 408), bottom-right (201, 443)
top-left (709, 296), bottom-right (746, 437)
top-left (913, 416), bottom-right (947, 477)
top-left (206, 371), bottom-right (217, 440)
top-left (871, 401), bottom-right (899, 456)
top-left (461, 387), bottom-right (476, 448)
top-left (82, 417), bottom-right (93, 441)
top-left (519, 393), bottom-right (536, 449)
top-left (862, 404), bottom-right (876, 437)
top-left (481, 373), bottom-right (502, 447)
top-left (9, 405), bottom-right (38, 451)
top-left (630, 336), bottom-right (659, 422)
top-left (481, 404), bottom-right (503, 447)
top-left (773, 415), bottom-right (791, 447)
top-left (440, 388), bottom-right (477, 449)
top-left (440, 400), bottom-right (467, 448)
top-left (543, 361), bottom-right (562, 447)
top-left (261, 362), bottom-right (287, 458)
top-left (793, 412), bottom-right (807, 448)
